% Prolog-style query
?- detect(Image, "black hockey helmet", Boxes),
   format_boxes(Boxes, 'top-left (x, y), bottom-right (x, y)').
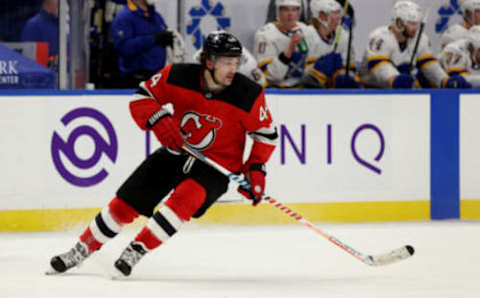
top-left (201, 31), bottom-right (242, 63)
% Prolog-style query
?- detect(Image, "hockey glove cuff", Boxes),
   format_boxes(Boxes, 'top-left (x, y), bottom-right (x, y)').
top-left (237, 164), bottom-right (266, 206)
top-left (155, 30), bottom-right (174, 47)
top-left (334, 74), bottom-right (362, 89)
top-left (148, 110), bottom-right (184, 151)
top-left (443, 75), bottom-right (472, 89)
top-left (391, 74), bottom-right (415, 89)
top-left (313, 52), bottom-right (343, 78)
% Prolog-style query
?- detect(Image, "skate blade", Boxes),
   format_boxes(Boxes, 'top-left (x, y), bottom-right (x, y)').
top-left (109, 267), bottom-right (129, 280)
top-left (110, 272), bottom-right (129, 280)
top-left (111, 274), bottom-right (128, 280)
top-left (45, 268), bottom-right (63, 275)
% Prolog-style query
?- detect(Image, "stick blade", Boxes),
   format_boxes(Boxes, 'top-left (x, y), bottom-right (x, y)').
top-left (368, 245), bottom-right (415, 266)
top-left (45, 268), bottom-right (62, 275)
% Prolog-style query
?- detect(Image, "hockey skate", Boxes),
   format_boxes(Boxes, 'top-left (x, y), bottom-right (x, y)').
top-left (114, 241), bottom-right (147, 277)
top-left (47, 241), bottom-right (90, 274)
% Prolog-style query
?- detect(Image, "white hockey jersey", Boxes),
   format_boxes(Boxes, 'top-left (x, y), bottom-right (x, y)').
top-left (254, 21), bottom-right (317, 88)
top-left (192, 48), bottom-right (267, 88)
top-left (438, 39), bottom-right (471, 73)
top-left (359, 26), bottom-right (448, 88)
top-left (439, 23), bottom-right (469, 49)
top-left (304, 25), bottom-right (354, 87)
top-left (438, 39), bottom-right (480, 87)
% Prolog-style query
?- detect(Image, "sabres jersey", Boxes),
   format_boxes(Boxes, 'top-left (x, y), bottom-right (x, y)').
top-left (254, 21), bottom-right (317, 87)
top-left (439, 23), bottom-right (469, 49)
top-left (359, 26), bottom-right (448, 88)
top-left (438, 39), bottom-right (480, 87)
top-left (304, 25), bottom-right (355, 87)
top-left (135, 63), bottom-right (277, 173)
top-left (438, 39), bottom-right (471, 74)
top-left (240, 48), bottom-right (268, 88)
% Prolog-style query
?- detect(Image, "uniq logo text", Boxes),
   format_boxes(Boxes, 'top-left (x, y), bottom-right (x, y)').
top-left (280, 123), bottom-right (385, 174)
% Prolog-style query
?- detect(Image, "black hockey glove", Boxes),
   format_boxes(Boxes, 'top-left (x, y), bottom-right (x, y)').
top-left (155, 30), bottom-right (174, 47)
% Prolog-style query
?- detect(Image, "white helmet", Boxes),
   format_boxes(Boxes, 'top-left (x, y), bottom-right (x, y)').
top-left (440, 24), bottom-right (468, 48)
top-left (438, 40), bottom-right (469, 71)
top-left (310, 0), bottom-right (341, 32)
top-left (461, 0), bottom-right (480, 18)
top-left (275, 0), bottom-right (302, 21)
top-left (391, 1), bottom-right (423, 32)
top-left (310, 0), bottom-right (342, 20)
top-left (275, 0), bottom-right (302, 9)
top-left (468, 25), bottom-right (480, 55)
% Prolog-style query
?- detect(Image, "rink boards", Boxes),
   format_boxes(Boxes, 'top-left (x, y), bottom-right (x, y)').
top-left (0, 89), bottom-right (478, 231)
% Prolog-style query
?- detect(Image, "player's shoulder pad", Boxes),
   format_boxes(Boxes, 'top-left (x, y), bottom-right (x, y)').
top-left (221, 73), bottom-right (263, 113)
top-left (241, 47), bottom-right (256, 62)
top-left (418, 32), bottom-right (432, 48)
top-left (240, 49), bottom-right (256, 68)
top-left (299, 22), bottom-right (316, 37)
top-left (445, 23), bottom-right (468, 35)
top-left (297, 21), bottom-right (309, 30)
top-left (256, 23), bottom-right (275, 36)
top-left (303, 25), bottom-right (318, 41)
top-left (442, 39), bottom-right (468, 56)
top-left (304, 24), bottom-right (317, 34)
top-left (166, 63), bottom-right (203, 92)
top-left (367, 26), bottom-right (395, 53)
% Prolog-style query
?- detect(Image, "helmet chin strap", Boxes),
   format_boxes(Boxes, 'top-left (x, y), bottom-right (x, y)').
top-left (205, 58), bottom-right (224, 89)
top-left (392, 20), bottom-right (408, 41)
top-left (208, 66), bottom-right (222, 86)
top-left (318, 15), bottom-right (331, 32)
top-left (315, 14), bottom-right (336, 41)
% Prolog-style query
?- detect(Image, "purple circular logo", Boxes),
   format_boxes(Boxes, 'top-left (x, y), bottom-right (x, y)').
top-left (51, 107), bottom-right (118, 187)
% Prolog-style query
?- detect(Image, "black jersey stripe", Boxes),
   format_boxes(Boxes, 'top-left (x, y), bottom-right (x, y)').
top-left (95, 213), bottom-right (117, 238)
top-left (153, 211), bottom-right (177, 236)
top-left (136, 86), bottom-right (151, 97)
top-left (167, 63), bottom-right (262, 113)
top-left (248, 127), bottom-right (279, 141)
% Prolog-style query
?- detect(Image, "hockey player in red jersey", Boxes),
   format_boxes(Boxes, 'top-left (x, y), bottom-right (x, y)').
top-left (48, 31), bottom-right (278, 277)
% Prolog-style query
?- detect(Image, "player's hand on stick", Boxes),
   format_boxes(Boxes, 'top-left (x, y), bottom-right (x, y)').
top-left (149, 112), bottom-right (184, 151)
top-left (391, 74), bottom-right (415, 89)
top-left (237, 163), bottom-right (266, 206)
top-left (443, 75), bottom-right (472, 89)
top-left (334, 74), bottom-right (362, 89)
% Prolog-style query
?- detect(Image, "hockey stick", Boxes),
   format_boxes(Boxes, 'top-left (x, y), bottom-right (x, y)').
top-left (181, 144), bottom-right (415, 266)
top-left (333, 0), bottom-right (350, 52)
top-left (345, 18), bottom-right (353, 76)
top-left (408, 5), bottom-right (430, 73)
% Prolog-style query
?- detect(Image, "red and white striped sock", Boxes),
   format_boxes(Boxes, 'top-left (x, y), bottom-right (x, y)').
top-left (80, 197), bottom-right (139, 253)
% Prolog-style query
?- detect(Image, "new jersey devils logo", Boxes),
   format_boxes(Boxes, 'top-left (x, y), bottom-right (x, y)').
top-left (181, 111), bottom-right (222, 150)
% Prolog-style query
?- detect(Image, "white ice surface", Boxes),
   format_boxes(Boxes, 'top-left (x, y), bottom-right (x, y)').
top-left (1, 221), bottom-right (479, 298)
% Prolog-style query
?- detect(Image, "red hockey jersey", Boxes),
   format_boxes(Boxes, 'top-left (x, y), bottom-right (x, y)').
top-left (131, 63), bottom-right (277, 173)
